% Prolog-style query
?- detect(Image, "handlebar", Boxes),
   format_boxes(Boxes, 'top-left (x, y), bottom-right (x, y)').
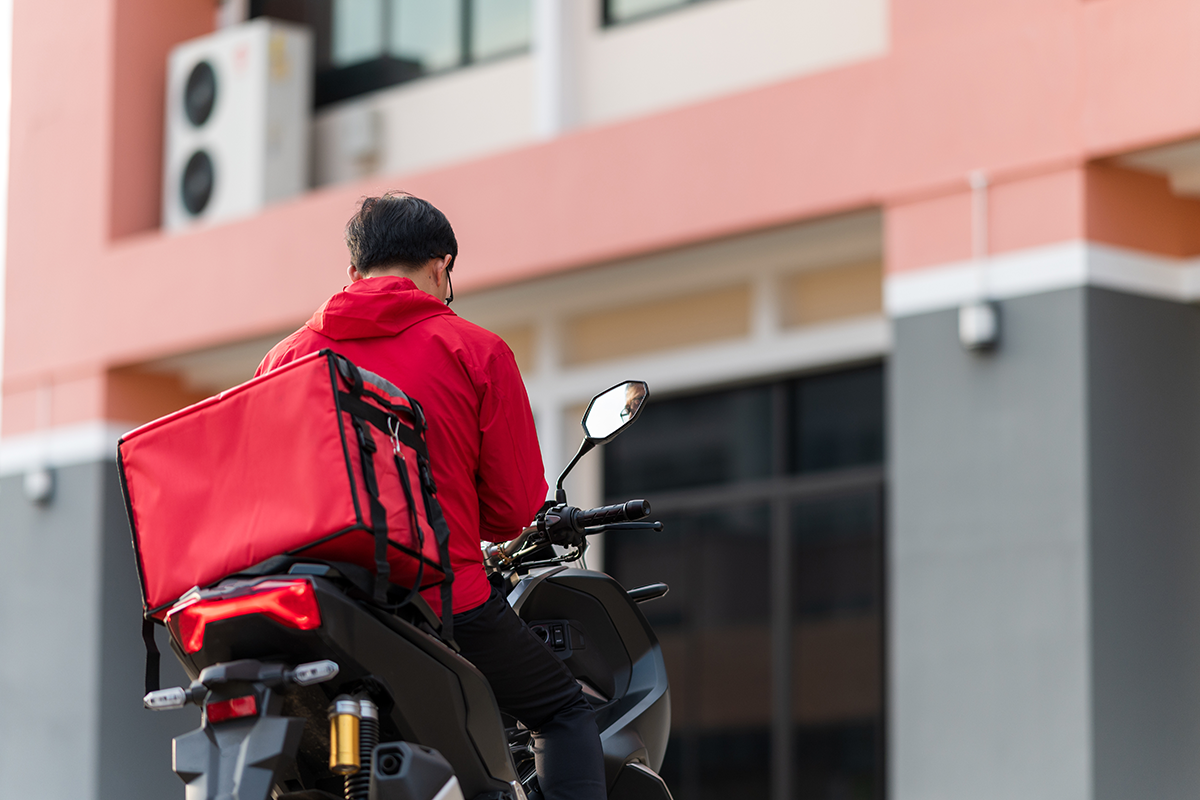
top-left (485, 499), bottom-right (653, 567)
top-left (575, 500), bottom-right (652, 528)
top-left (494, 527), bottom-right (537, 561)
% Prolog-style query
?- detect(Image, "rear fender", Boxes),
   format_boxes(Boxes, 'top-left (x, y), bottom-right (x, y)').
top-left (173, 714), bottom-right (305, 800)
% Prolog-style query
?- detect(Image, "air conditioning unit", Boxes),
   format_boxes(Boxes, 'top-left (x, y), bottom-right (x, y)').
top-left (163, 19), bottom-right (312, 232)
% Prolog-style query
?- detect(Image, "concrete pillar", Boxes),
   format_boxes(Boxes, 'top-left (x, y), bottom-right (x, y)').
top-left (532, 0), bottom-right (583, 139)
top-left (0, 461), bottom-right (197, 800)
top-left (889, 285), bottom-right (1200, 800)
top-left (1086, 289), bottom-right (1200, 800)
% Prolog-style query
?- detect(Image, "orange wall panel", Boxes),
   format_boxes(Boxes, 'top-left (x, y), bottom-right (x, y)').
top-left (1085, 162), bottom-right (1200, 257)
top-left (105, 367), bottom-right (209, 426)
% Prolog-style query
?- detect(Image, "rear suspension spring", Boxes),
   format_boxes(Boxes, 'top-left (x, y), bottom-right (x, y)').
top-left (345, 698), bottom-right (379, 800)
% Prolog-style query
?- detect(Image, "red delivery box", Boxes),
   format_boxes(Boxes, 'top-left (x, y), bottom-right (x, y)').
top-left (117, 350), bottom-right (451, 616)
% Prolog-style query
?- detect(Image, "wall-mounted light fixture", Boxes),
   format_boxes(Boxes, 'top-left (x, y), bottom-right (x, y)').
top-left (959, 301), bottom-right (1000, 350)
top-left (24, 466), bottom-right (54, 505)
top-left (961, 170), bottom-right (1000, 352)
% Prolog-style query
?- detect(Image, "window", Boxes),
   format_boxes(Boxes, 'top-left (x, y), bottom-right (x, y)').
top-left (604, 365), bottom-right (885, 799)
top-left (251, 0), bottom-right (532, 107)
top-left (603, 0), bottom-right (717, 26)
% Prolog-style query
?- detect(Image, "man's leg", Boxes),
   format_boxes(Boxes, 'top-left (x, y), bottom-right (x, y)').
top-left (454, 586), bottom-right (607, 800)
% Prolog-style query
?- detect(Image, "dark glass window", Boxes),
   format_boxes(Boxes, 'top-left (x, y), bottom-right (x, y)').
top-left (790, 366), bottom-right (884, 474)
top-left (607, 504), bottom-right (772, 800)
top-left (792, 493), bottom-right (881, 617)
top-left (604, 385), bottom-right (772, 497)
top-left (791, 493), bottom-right (883, 800)
top-left (604, 364), bottom-right (885, 800)
top-left (251, 0), bottom-right (531, 107)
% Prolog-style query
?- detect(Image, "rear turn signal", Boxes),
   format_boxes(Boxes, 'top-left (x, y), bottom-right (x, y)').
top-left (143, 687), bottom-right (189, 710)
top-left (166, 580), bottom-right (322, 654)
top-left (206, 695), bottom-right (258, 724)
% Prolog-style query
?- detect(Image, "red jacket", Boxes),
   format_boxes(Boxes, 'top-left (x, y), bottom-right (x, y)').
top-left (256, 276), bottom-right (548, 614)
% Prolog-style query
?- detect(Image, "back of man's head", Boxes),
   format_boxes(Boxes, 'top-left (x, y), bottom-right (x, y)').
top-left (345, 191), bottom-right (458, 275)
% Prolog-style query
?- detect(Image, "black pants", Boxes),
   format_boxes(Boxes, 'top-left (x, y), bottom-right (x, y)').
top-left (454, 586), bottom-right (607, 800)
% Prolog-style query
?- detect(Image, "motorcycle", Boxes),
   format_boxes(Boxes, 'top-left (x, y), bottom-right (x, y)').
top-left (142, 380), bottom-right (673, 800)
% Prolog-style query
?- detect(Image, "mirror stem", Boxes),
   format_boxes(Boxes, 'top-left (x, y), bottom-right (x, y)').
top-left (555, 440), bottom-right (596, 503)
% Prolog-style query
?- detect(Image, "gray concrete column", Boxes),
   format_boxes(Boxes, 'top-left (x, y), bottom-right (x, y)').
top-left (1087, 289), bottom-right (1200, 800)
top-left (890, 286), bottom-right (1200, 800)
top-left (0, 461), bottom-right (196, 800)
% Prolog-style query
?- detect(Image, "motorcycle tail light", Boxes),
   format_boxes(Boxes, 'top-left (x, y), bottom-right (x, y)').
top-left (166, 580), bottom-right (321, 654)
top-left (206, 695), bottom-right (258, 724)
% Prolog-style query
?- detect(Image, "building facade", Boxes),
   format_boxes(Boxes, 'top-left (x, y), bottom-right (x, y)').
top-left (5, 0), bottom-right (1200, 798)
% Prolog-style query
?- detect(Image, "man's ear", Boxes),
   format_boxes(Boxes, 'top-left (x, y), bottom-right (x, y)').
top-left (348, 264), bottom-right (362, 282)
top-left (431, 254), bottom-right (452, 287)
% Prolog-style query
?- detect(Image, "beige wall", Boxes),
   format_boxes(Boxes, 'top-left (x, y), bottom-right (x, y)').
top-left (313, 56), bottom-right (535, 185)
top-left (563, 284), bottom-right (751, 366)
top-left (783, 261), bottom-right (883, 328)
top-left (581, 0), bottom-right (888, 126)
top-left (493, 323), bottom-right (537, 376)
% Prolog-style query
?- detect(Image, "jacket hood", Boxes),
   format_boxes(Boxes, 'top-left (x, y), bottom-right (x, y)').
top-left (306, 276), bottom-right (453, 340)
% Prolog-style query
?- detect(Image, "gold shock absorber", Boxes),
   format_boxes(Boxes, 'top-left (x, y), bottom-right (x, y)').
top-left (328, 696), bottom-right (362, 775)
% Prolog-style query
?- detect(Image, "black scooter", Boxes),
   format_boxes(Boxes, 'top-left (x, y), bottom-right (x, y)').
top-left (143, 381), bottom-right (672, 800)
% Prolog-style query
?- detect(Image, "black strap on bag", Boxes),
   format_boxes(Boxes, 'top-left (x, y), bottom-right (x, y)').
top-left (339, 355), bottom-right (392, 603)
top-left (338, 352), bottom-right (455, 642)
top-left (392, 451), bottom-right (426, 608)
top-left (339, 393), bottom-right (425, 453)
top-left (418, 454), bottom-right (456, 643)
top-left (335, 353), bottom-right (364, 396)
top-left (143, 617), bottom-right (161, 695)
top-left (351, 415), bottom-right (392, 603)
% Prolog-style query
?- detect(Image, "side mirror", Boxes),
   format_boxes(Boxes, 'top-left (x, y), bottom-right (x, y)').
top-left (582, 381), bottom-right (649, 444)
top-left (553, 381), bottom-right (650, 503)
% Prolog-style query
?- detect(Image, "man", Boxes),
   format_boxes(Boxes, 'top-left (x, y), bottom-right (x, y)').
top-left (256, 192), bottom-right (606, 800)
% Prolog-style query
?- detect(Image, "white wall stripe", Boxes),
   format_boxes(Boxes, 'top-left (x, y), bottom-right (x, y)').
top-left (524, 315), bottom-right (890, 412)
top-left (0, 421), bottom-right (135, 476)
top-left (886, 241), bottom-right (1200, 317)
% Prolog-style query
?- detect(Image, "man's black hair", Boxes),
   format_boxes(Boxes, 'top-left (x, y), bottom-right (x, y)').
top-left (345, 191), bottom-right (458, 275)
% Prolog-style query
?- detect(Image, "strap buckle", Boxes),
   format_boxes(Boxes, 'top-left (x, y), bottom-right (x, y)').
top-left (386, 416), bottom-right (402, 455)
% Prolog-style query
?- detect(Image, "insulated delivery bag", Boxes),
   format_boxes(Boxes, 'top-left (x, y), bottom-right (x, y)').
top-left (118, 349), bottom-right (454, 645)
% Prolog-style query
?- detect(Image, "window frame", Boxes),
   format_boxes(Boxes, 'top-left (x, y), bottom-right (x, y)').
top-left (249, 0), bottom-right (533, 108)
top-left (601, 0), bottom-right (718, 28)
top-left (602, 368), bottom-right (888, 800)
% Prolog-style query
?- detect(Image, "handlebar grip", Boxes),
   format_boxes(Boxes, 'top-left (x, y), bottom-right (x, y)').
top-left (576, 499), bottom-right (652, 528)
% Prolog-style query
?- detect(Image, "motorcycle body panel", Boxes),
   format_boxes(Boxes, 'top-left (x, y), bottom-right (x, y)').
top-left (513, 568), bottom-right (671, 787)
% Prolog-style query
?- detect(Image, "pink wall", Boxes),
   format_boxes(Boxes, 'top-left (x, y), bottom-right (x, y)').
top-left (8, 0), bottom-right (1200, 434)
top-left (109, 0), bottom-right (212, 237)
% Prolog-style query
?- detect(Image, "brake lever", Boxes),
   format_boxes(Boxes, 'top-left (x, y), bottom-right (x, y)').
top-left (583, 521), bottom-right (663, 534)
